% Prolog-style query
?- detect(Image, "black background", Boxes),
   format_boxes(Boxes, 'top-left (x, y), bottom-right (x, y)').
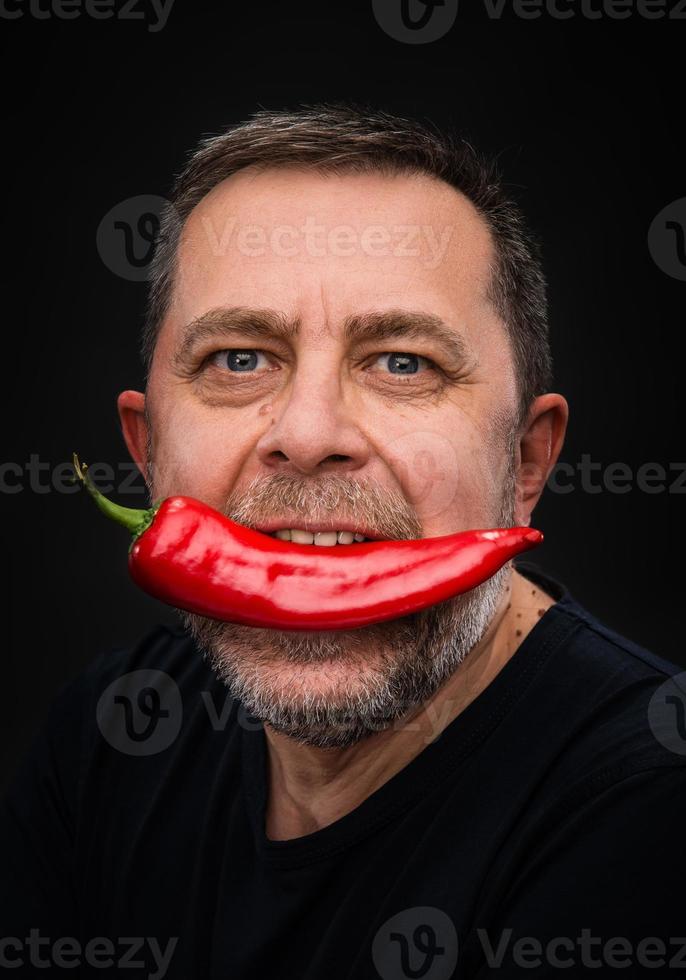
top-left (1, 2), bottom-right (683, 793)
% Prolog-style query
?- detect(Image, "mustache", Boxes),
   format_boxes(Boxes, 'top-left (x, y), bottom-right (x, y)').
top-left (222, 471), bottom-right (423, 541)
top-left (143, 433), bottom-right (423, 541)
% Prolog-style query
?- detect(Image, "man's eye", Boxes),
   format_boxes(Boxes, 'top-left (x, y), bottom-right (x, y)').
top-left (371, 352), bottom-right (433, 375)
top-left (210, 349), bottom-right (271, 372)
top-left (204, 349), bottom-right (434, 377)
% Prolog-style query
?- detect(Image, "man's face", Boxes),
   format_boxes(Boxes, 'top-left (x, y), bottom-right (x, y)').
top-left (143, 166), bottom-right (521, 746)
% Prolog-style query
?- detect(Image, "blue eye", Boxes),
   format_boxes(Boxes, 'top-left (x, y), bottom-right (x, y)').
top-left (206, 349), bottom-right (433, 378)
top-left (212, 349), bottom-right (268, 372)
top-left (376, 352), bottom-right (429, 375)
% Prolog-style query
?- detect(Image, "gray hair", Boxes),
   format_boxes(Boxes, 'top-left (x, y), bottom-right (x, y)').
top-left (142, 102), bottom-right (552, 427)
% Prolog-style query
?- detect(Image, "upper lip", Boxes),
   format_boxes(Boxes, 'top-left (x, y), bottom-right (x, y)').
top-left (251, 520), bottom-right (391, 541)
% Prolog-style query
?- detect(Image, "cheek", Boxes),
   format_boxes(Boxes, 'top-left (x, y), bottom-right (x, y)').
top-left (381, 427), bottom-right (462, 523)
top-left (380, 418), bottom-right (508, 533)
top-left (150, 402), bottom-right (250, 505)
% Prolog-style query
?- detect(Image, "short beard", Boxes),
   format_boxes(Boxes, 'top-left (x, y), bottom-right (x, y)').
top-left (180, 561), bottom-right (511, 749)
top-left (146, 419), bottom-right (518, 749)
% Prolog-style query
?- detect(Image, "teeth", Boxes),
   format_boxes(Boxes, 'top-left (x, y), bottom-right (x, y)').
top-left (314, 531), bottom-right (338, 546)
top-left (269, 528), bottom-right (368, 544)
top-left (291, 529), bottom-right (314, 544)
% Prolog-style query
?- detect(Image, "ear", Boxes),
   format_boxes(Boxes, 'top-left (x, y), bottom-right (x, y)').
top-left (514, 393), bottom-right (569, 526)
top-left (117, 390), bottom-right (149, 482)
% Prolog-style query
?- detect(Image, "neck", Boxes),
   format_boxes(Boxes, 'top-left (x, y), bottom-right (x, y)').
top-left (263, 568), bottom-right (554, 840)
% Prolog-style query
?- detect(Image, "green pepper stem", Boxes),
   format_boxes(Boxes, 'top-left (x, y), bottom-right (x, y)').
top-left (72, 452), bottom-right (158, 540)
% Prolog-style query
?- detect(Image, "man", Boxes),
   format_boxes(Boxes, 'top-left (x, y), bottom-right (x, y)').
top-left (2, 104), bottom-right (684, 978)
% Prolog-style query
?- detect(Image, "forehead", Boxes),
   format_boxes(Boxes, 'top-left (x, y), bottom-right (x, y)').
top-left (165, 165), bottom-right (496, 340)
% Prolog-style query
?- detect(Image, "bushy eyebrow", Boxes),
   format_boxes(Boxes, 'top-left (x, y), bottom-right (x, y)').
top-left (172, 305), bottom-right (470, 370)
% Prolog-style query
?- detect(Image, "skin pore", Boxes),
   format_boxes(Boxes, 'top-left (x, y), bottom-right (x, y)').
top-left (118, 165), bottom-right (568, 840)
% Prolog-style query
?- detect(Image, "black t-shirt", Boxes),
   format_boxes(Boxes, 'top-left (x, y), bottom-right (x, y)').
top-left (2, 563), bottom-right (685, 979)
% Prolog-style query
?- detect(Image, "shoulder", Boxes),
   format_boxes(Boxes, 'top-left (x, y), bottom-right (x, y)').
top-left (60, 621), bottom-right (218, 710)
top-left (527, 589), bottom-right (686, 806)
top-left (20, 622), bottom-right (239, 780)
top-left (516, 561), bottom-right (679, 680)
top-left (551, 590), bottom-right (683, 709)
top-left (475, 586), bottom-right (686, 938)
top-left (555, 590), bottom-right (681, 680)
top-left (81, 621), bottom-right (199, 684)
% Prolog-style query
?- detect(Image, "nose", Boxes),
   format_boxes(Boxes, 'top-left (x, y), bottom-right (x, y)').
top-left (255, 370), bottom-right (371, 476)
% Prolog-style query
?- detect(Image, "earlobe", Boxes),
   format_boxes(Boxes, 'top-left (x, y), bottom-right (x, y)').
top-left (117, 390), bottom-right (149, 480)
top-left (515, 393), bottom-right (569, 524)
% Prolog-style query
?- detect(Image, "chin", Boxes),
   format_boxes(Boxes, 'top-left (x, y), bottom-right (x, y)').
top-left (177, 560), bottom-right (509, 747)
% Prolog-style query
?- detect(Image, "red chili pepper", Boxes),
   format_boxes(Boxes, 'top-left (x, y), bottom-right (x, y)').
top-left (72, 453), bottom-right (543, 631)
